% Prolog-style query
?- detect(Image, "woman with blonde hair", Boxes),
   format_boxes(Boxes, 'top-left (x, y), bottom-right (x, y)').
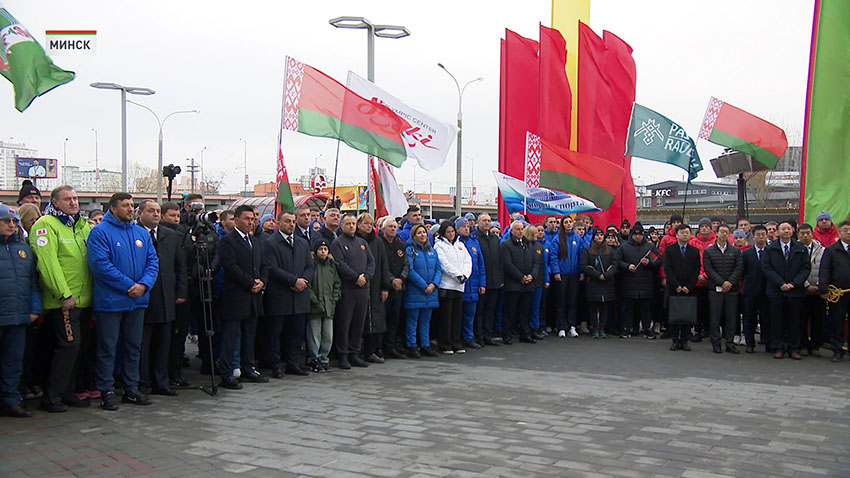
top-left (17, 203), bottom-right (41, 237)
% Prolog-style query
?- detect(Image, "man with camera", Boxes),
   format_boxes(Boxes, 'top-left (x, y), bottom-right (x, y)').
top-left (217, 205), bottom-right (268, 389)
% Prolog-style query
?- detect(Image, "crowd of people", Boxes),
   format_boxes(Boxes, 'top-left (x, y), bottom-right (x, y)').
top-left (2, 178), bottom-right (849, 419)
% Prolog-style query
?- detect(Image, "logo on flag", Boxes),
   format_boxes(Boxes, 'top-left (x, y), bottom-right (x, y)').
top-left (633, 118), bottom-right (664, 146)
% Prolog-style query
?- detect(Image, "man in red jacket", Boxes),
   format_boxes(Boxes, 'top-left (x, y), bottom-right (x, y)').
top-left (813, 211), bottom-right (839, 246)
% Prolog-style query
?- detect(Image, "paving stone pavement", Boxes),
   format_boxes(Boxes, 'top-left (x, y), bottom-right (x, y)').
top-left (1, 336), bottom-right (849, 477)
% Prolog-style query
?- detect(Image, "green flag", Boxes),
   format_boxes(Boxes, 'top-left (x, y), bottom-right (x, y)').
top-left (627, 103), bottom-right (702, 181)
top-left (0, 4), bottom-right (74, 112)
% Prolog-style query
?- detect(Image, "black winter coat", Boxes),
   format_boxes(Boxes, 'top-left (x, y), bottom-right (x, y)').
top-left (615, 238), bottom-right (661, 299)
top-left (703, 242), bottom-right (743, 294)
top-left (360, 231), bottom-right (390, 335)
top-left (473, 228), bottom-right (504, 288)
top-left (500, 236), bottom-right (539, 293)
top-left (581, 247), bottom-right (617, 302)
top-left (218, 230), bottom-right (267, 321)
top-left (761, 239), bottom-right (810, 298)
top-left (142, 225), bottom-right (188, 324)
top-left (330, 233), bottom-right (375, 290)
top-left (819, 240), bottom-right (850, 294)
top-left (382, 234), bottom-right (410, 283)
top-left (262, 232), bottom-right (315, 316)
top-left (742, 246), bottom-right (768, 297)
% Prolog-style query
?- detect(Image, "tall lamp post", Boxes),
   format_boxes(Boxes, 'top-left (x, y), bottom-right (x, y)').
top-left (239, 138), bottom-right (247, 194)
top-left (438, 63), bottom-right (482, 217)
top-left (90, 82), bottom-right (156, 192)
top-left (329, 16), bottom-right (409, 217)
top-left (126, 100), bottom-right (198, 202)
top-left (200, 146), bottom-right (207, 194)
top-left (92, 129), bottom-right (99, 193)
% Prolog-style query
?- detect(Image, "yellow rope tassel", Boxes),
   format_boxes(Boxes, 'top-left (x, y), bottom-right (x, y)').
top-left (827, 284), bottom-right (850, 303)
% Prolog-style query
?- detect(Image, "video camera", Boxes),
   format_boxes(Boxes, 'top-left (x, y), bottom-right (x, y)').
top-left (186, 202), bottom-right (218, 232)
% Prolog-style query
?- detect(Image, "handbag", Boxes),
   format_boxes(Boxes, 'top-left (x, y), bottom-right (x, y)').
top-left (668, 295), bottom-right (697, 325)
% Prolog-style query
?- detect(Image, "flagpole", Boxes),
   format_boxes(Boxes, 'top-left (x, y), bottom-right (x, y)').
top-left (276, 58), bottom-right (289, 219)
top-left (331, 139), bottom-right (341, 209)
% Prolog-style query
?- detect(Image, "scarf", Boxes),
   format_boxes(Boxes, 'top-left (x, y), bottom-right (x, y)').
top-left (43, 201), bottom-right (80, 228)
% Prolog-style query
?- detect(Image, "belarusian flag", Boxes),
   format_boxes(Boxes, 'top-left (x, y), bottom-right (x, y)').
top-left (627, 103), bottom-right (702, 181)
top-left (0, 3), bottom-right (75, 112)
top-left (369, 155), bottom-right (408, 219)
top-left (536, 134), bottom-right (626, 209)
top-left (698, 97), bottom-right (788, 169)
top-left (275, 147), bottom-right (294, 213)
top-left (282, 56), bottom-right (410, 166)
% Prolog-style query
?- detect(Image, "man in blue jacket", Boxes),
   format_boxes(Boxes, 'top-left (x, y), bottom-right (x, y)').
top-left (0, 205), bottom-right (40, 418)
top-left (87, 193), bottom-right (159, 410)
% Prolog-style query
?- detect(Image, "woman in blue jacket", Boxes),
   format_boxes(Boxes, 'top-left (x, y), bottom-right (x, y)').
top-left (404, 224), bottom-right (442, 358)
top-left (548, 216), bottom-right (591, 338)
top-left (0, 205), bottom-right (41, 418)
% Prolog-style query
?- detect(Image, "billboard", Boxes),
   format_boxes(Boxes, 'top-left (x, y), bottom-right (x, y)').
top-left (16, 157), bottom-right (58, 178)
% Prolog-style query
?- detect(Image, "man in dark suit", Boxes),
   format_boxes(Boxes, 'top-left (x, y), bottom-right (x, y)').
top-left (663, 224), bottom-right (701, 351)
top-left (217, 205), bottom-right (268, 388)
top-left (137, 200), bottom-right (188, 396)
top-left (263, 210), bottom-right (314, 377)
top-left (703, 224), bottom-right (744, 354)
top-left (761, 220), bottom-right (810, 360)
top-left (742, 225), bottom-right (771, 353)
top-left (294, 205), bottom-right (313, 244)
top-left (818, 220), bottom-right (850, 362)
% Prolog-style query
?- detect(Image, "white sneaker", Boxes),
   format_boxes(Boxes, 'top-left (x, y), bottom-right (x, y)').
top-left (232, 368), bottom-right (241, 379)
top-left (569, 326), bottom-right (579, 338)
top-left (558, 330), bottom-right (567, 338)
top-left (442, 350), bottom-right (454, 355)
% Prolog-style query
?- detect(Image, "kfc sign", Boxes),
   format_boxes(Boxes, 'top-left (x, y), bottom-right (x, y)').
top-left (654, 189), bottom-right (673, 197)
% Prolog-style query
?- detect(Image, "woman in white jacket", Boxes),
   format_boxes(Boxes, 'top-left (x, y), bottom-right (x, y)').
top-left (434, 218), bottom-right (473, 354)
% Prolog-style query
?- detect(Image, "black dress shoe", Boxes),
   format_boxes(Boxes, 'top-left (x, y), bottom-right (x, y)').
top-left (338, 357), bottom-right (352, 369)
top-left (669, 343), bottom-right (681, 351)
top-left (240, 368), bottom-right (269, 383)
top-left (122, 389), bottom-right (153, 405)
top-left (150, 388), bottom-right (178, 397)
top-left (349, 355), bottom-right (369, 368)
top-left (712, 345), bottom-right (722, 354)
top-left (219, 376), bottom-right (243, 390)
top-left (270, 368), bottom-right (284, 379)
top-left (726, 345), bottom-right (740, 354)
top-left (519, 336), bottom-right (536, 344)
top-left (691, 335), bottom-right (703, 343)
top-left (169, 376), bottom-right (192, 388)
top-left (502, 337), bottom-right (513, 345)
top-left (831, 352), bottom-right (842, 362)
top-left (3, 404), bottom-right (32, 418)
top-left (39, 399), bottom-right (67, 413)
top-left (681, 344), bottom-right (691, 351)
top-left (420, 347), bottom-right (439, 357)
top-left (365, 353), bottom-right (385, 364)
top-left (462, 340), bottom-right (482, 350)
top-left (285, 367), bottom-right (310, 376)
top-left (407, 347), bottom-right (421, 359)
top-left (531, 332), bottom-right (545, 340)
top-left (385, 348), bottom-right (406, 359)
top-left (62, 395), bottom-right (91, 408)
top-left (745, 345), bottom-right (754, 353)
top-left (483, 337), bottom-right (500, 346)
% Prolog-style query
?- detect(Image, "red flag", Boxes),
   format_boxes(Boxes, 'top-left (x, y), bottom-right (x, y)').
top-left (539, 24), bottom-right (571, 150)
top-left (498, 29), bottom-right (539, 226)
top-left (603, 30), bottom-right (637, 224)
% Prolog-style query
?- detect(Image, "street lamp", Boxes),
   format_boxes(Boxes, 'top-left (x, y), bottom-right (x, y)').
top-left (90, 82), bottom-right (155, 192)
top-left (200, 146), bottom-right (207, 194)
top-left (438, 63), bottom-right (482, 217)
top-left (126, 99), bottom-right (198, 202)
top-left (239, 138), bottom-right (247, 194)
top-left (92, 129), bottom-right (99, 193)
top-left (330, 16), bottom-right (409, 216)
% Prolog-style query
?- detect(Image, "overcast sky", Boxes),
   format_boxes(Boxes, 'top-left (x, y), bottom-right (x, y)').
top-left (1, 0), bottom-right (814, 194)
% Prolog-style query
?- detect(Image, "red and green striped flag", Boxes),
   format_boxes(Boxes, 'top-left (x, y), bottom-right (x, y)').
top-left (800, 0), bottom-right (850, 225)
top-left (281, 56), bottom-right (410, 166)
top-left (0, 4), bottom-right (74, 112)
top-left (537, 135), bottom-right (627, 209)
top-left (698, 97), bottom-right (788, 169)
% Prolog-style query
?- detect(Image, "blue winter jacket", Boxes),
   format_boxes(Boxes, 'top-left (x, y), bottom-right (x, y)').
top-left (87, 211), bottom-right (159, 312)
top-left (459, 233), bottom-right (486, 302)
top-left (549, 231), bottom-right (591, 276)
top-left (0, 232), bottom-right (41, 326)
top-left (403, 239), bottom-right (442, 310)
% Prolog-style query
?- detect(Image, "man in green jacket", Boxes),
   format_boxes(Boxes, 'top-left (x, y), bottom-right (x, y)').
top-left (29, 185), bottom-right (93, 412)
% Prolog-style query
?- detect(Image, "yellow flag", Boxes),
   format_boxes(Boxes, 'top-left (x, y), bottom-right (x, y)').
top-left (551, 0), bottom-right (590, 150)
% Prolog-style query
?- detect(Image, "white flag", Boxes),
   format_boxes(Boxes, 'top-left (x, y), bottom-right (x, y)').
top-left (371, 156), bottom-right (409, 218)
top-left (347, 71), bottom-right (458, 171)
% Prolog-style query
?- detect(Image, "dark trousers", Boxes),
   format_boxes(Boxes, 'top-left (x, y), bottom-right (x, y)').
top-left (669, 323), bottom-right (692, 345)
top-left (769, 295), bottom-right (802, 353)
top-left (169, 301), bottom-right (192, 380)
top-left (503, 290), bottom-right (532, 340)
top-left (587, 301), bottom-right (610, 333)
top-left (95, 309), bottom-right (145, 393)
top-left (140, 321), bottom-right (172, 391)
top-left (743, 293), bottom-right (770, 349)
top-left (477, 288), bottom-right (500, 340)
top-left (0, 324), bottom-right (26, 406)
top-left (218, 318), bottom-right (257, 376)
top-left (695, 287), bottom-right (709, 334)
top-left (828, 294), bottom-right (850, 353)
top-left (544, 276), bottom-right (559, 330)
top-left (382, 289), bottom-right (404, 352)
top-left (622, 298), bottom-right (651, 334)
top-left (43, 308), bottom-right (90, 403)
top-left (436, 289), bottom-right (463, 351)
top-left (334, 287), bottom-right (369, 357)
top-left (801, 295), bottom-right (826, 351)
top-left (555, 275), bottom-right (579, 331)
top-left (267, 314), bottom-right (306, 370)
top-left (709, 291), bottom-right (738, 346)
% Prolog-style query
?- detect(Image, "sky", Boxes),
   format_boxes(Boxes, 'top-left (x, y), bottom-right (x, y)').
top-left (0, 0), bottom-right (814, 195)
